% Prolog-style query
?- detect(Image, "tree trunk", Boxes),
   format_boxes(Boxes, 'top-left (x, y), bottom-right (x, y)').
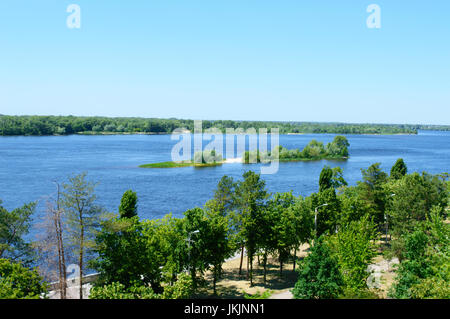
top-left (246, 254), bottom-right (249, 280)
top-left (250, 259), bottom-right (253, 287)
top-left (79, 214), bottom-right (84, 300)
top-left (280, 260), bottom-right (283, 278)
top-left (213, 267), bottom-right (217, 296)
top-left (263, 252), bottom-right (267, 284)
top-left (293, 248), bottom-right (296, 271)
top-left (239, 245), bottom-right (244, 275)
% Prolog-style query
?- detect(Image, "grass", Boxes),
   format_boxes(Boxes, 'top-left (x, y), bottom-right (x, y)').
top-left (139, 161), bottom-right (224, 168)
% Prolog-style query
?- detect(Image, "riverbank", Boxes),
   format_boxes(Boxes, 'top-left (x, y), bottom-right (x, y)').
top-left (139, 161), bottom-right (224, 168)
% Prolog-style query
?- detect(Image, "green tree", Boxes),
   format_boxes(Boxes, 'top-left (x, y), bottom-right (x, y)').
top-left (234, 171), bottom-right (269, 286)
top-left (0, 258), bottom-right (47, 299)
top-left (357, 163), bottom-right (389, 226)
top-left (293, 237), bottom-right (343, 299)
top-left (326, 216), bottom-right (378, 290)
top-left (311, 188), bottom-right (341, 237)
top-left (267, 192), bottom-right (297, 277)
top-left (388, 172), bottom-right (448, 240)
top-left (119, 190), bottom-right (138, 219)
top-left (319, 166), bottom-right (333, 192)
top-left (62, 172), bottom-right (105, 299)
top-left (390, 158), bottom-right (407, 180)
top-left (0, 201), bottom-right (36, 265)
top-left (203, 202), bottom-right (234, 295)
top-left (92, 216), bottom-right (149, 289)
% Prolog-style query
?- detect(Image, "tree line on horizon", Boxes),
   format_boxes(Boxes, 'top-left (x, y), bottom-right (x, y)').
top-left (1, 115), bottom-right (449, 136)
top-left (0, 159), bottom-right (449, 299)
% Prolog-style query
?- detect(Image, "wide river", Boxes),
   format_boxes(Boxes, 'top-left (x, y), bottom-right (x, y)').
top-left (0, 131), bottom-right (449, 230)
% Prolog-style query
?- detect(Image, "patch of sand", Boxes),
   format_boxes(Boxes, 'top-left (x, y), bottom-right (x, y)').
top-left (224, 157), bottom-right (242, 164)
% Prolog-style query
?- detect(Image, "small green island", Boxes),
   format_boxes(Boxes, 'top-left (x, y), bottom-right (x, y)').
top-left (242, 135), bottom-right (350, 163)
top-left (139, 150), bottom-right (224, 168)
top-left (140, 136), bottom-right (350, 168)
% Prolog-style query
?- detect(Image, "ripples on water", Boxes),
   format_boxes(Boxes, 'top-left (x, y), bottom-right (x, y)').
top-left (0, 131), bottom-right (449, 231)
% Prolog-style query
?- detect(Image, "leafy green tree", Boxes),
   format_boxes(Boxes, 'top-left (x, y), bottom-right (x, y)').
top-left (0, 258), bottom-right (47, 299)
top-left (234, 171), bottom-right (269, 286)
top-left (388, 172), bottom-right (448, 240)
top-left (326, 216), bottom-right (378, 290)
top-left (357, 163), bottom-right (389, 226)
top-left (62, 172), bottom-right (105, 299)
top-left (390, 158), bottom-right (407, 180)
top-left (389, 230), bottom-right (433, 298)
top-left (162, 273), bottom-right (194, 299)
top-left (319, 166), bottom-right (333, 192)
top-left (182, 208), bottom-right (210, 288)
top-left (311, 188), bottom-right (341, 237)
top-left (390, 210), bottom-right (450, 299)
top-left (203, 202), bottom-right (234, 295)
top-left (337, 186), bottom-right (369, 226)
top-left (267, 192), bottom-right (298, 277)
top-left (293, 237), bottom-right (343, 299)
top-left (119, 190), bottom-right (138, 219)
top-left (0, 201), bottom-right (36, 265)
top-left (92, 216), bottom-right (149, 288)
top-left (326, 136), bottom-right (350, 157)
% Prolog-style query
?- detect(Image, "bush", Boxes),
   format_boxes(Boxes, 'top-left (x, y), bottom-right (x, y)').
top-left (89, 281), bottom-right (160, 299)
top-left (292, 238), bottom-right (343, 299)
top-left (0, 259), bottom-right (47, 299)
top-left (162, 273), bottom-right (194, 299)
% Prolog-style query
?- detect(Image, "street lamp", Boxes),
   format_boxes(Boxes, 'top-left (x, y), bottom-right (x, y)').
top-left (314, 203), bottom-right (328, 240)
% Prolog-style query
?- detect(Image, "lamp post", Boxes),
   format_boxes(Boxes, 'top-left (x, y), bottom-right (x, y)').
top-left (314, 203), bottom-right (328, 241)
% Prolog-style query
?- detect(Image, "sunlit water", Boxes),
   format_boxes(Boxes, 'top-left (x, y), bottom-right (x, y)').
top-left (0, 131), bottom-right (449, 237)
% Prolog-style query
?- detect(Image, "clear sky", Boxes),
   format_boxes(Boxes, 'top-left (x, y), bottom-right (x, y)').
top-left (0, 1), bottom-right (449, 125)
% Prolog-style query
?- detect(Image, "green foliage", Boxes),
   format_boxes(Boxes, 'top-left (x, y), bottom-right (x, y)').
top-left (2, 115), bottom-right (441, 136)
top-left (193, 149), bottom-right (223, 164)
top-left (390, 158), bottom-right (407, 180)
top-left (0, 259), bottom-right (47, 299)
top-left (162, 273), bottom-right (194, 299)
top-left (311, 188), bottom-right (341, 237)
top-left (327, 217), bottom-right (378, 290)
top-left (387, 172), bottom-right (448, 240)
top-left (326, 135), bottom-right (350, 157)
top-left (89, 281), bottom-right (160, 299)
top-left (243, 290), bottom-right (273, 299)
top-left (0, 201), bottom-right (36, 265)
top-left (357, 163), bottom-right (389, 225)
top-left (389, 212), bottom-right (449, 299)
top-left (119, 190), bottom-right (138, 219)
top-left (293, 237), bottom-right (344, 299)
top-left (339, 286), bottom-right (379, 299)
top-left (234, 171), bottom-right (269, 285)
top-left (92, 216), bottom-right (151, 289)
top-left (319, 166), bottom-right (333, 192)
top-left (243, 136), bottom-right (350, 163)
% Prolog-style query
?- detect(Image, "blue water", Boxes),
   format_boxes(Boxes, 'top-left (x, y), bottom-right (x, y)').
top-left (0, 131), bottom-right (449, 230)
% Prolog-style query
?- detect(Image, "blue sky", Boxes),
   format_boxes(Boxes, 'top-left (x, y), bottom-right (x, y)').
top-left (0, 1), bottom-right (449, 124)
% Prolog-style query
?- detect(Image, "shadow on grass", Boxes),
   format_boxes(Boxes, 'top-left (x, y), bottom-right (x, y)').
top-left (195, 255), bottom-right (306, 299)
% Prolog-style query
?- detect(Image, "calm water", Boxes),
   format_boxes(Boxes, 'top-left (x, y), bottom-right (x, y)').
top-left (0, 131), bottom-right (449, 229)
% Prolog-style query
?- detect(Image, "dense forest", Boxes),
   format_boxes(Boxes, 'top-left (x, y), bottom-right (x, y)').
top-left (1, 160), bottom-right (448, 299)
top-left (1, 115), bottom-right (449, 136)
